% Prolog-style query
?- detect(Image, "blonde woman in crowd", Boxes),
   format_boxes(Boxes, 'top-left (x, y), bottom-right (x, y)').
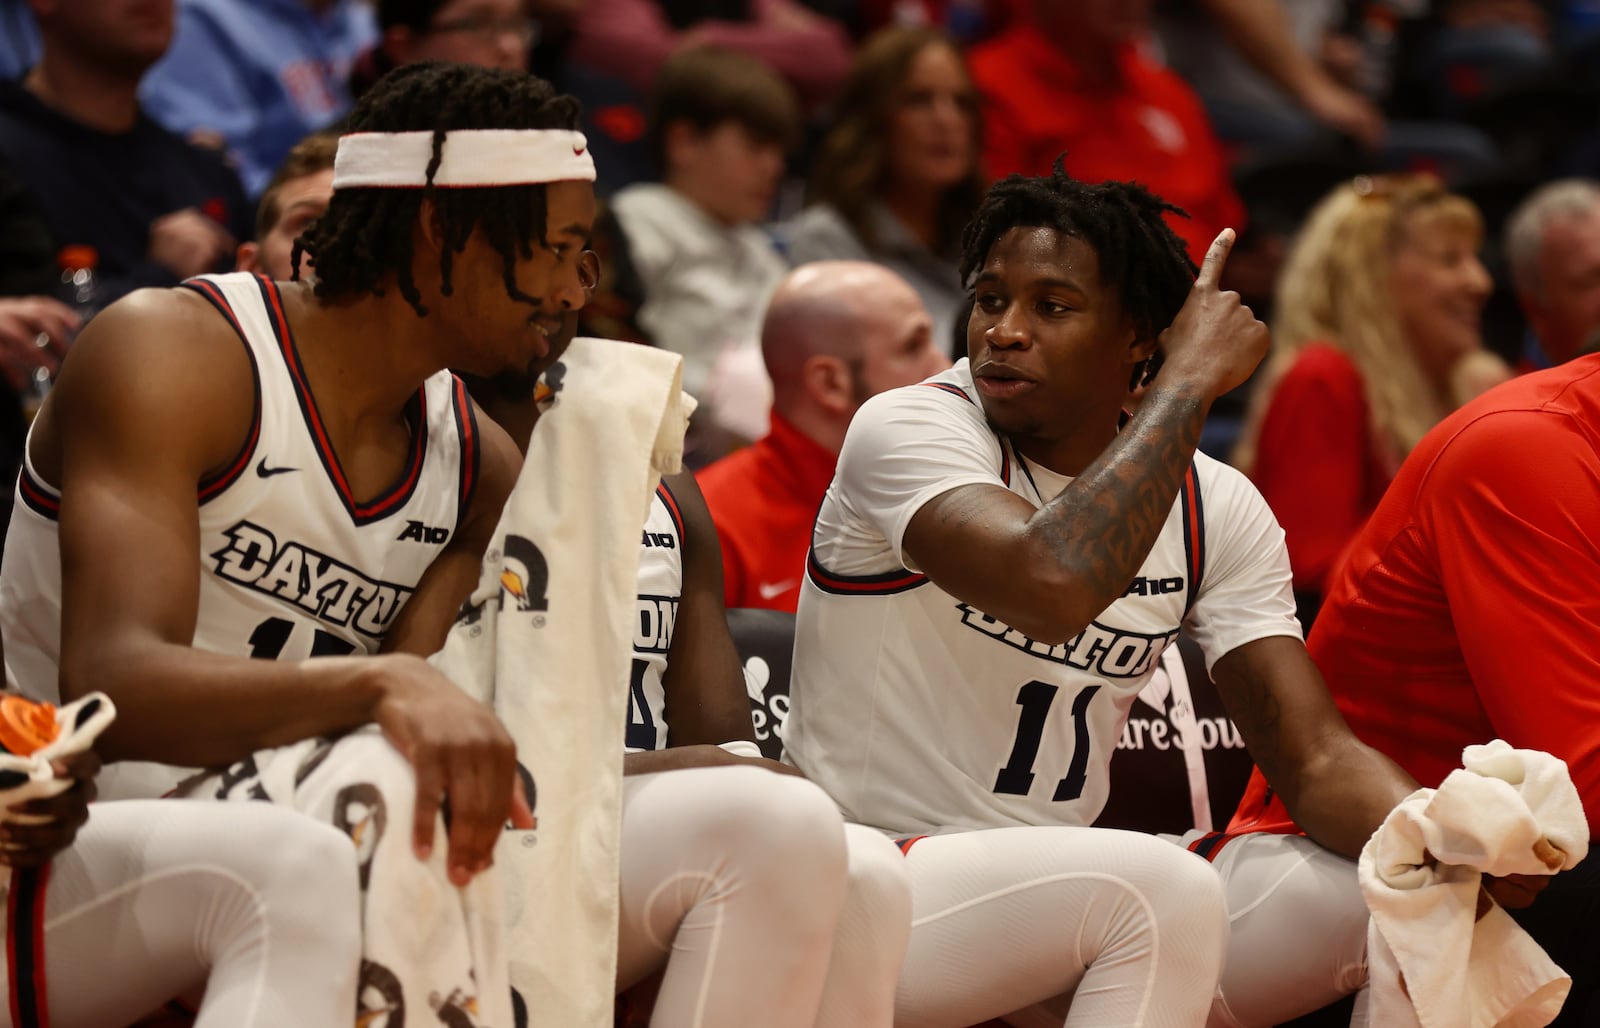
top-left (1234, 174), bottom-right (1508, 615)
top-left (782, 25), bottom-right (983, 348)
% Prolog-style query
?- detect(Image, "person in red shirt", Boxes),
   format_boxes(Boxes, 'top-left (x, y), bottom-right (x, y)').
top-left (1232, 175), bottom-right (1503, 618)
top-left (697, 261), bottom-right (949, 611)
top-left (965, 0), bottom-right (1244, 263)
top-left (1231, 355), bottom-right (1600, 1025)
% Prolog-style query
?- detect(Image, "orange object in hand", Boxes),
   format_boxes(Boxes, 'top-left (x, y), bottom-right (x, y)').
top-left (0, 695), bottom-right (60, 757)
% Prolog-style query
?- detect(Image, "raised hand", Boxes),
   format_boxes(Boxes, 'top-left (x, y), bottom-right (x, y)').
top-left (1156, 229), bottom-right (1271, 400)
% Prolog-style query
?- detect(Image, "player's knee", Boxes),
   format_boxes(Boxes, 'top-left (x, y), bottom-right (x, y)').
top-left (700, 767), bottom-right (848, 883)
top-left (841, 826), bottom-right (912, 929)
top-left (1121, 834), bottom-right (1228, 942)
top-left (197, 805), bottom-right (361, 938)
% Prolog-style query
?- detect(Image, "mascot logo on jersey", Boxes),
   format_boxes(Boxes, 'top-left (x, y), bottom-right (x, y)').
top-left (431, 987), bottom-right (486, 1028)
top-left (334, 782), bottom-right (388, 890)
top-left (499, 535), bottom-right (550, 614)
top-left (511, 759), bottom-right (538, 832)
top-left (533, 360), bottom-right (567, 411)
top-left (356, 959), bottom-right (405, 1028)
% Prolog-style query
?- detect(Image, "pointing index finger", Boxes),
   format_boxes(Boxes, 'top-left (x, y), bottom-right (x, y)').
top-left (1194, 228), bottom-right (1237, 290)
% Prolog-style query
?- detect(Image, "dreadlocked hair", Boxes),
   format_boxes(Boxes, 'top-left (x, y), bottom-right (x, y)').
top-left (959, 157), bottom-right (1197, 349)
top-left (293, 61), bottom-right (582, 317)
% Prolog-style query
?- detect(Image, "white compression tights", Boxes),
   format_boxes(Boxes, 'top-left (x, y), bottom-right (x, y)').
top-left (1161, 832), bottom-right (1369, 1028)
top-left (1, 799), bottom-right (360, 1028)
top-left (615, 765), bottom-right (911, 1028)
top-left (891, 825), bottom-right (1229, 1028)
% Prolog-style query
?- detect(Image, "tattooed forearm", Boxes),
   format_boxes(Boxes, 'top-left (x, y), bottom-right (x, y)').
top-left (1029, 382), bottom-right (1209, 618)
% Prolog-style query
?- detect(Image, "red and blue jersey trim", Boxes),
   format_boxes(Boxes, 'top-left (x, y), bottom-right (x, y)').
top-left (1178, 463), bottom-right (1206, 617)
top-left (179, 277), bottom-right (263, 506)
top-left (1185, 831), bottom-right (1241, 863)
top-left (16, 464), bottom-right (59, 522)
top-left (921, 381), bottom-right (973, 404)
top-left (894, 835), bottom-right (926, 855)
top-left (256, 276), bottom-right (428, 526)
top-left (805, 549), bottom-right (929, 596)
top-left (655, 479), bottom-right (685, 539)
top-left (450, 374), bottom-right (480, 533)
top-left (7, 864), bottom-right (51, 1028)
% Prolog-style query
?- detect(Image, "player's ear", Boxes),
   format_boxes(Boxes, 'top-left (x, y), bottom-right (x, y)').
top-left (803, 355), bottom-right (854, 416)
top-left (234, 242), bottom-right (260, 273)
top-left (416, 196), bottom-right (445, 255)
top-left (1122, 315), bottom-right (1155, 365)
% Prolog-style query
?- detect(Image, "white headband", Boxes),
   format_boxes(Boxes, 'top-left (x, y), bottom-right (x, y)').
top-left (332, 129), bottom-right (597, 189)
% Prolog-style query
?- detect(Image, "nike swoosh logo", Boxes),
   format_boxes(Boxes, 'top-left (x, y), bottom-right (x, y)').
top-left (757, 579), bottom-right (798, 600)
top-left (573, 145), bottom-right (586, 156)
top-left (256, 458), bottom-right (297, 478)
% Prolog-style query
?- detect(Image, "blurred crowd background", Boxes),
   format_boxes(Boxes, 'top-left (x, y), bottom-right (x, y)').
top-left (4, 0), bottom-right (1600, 628)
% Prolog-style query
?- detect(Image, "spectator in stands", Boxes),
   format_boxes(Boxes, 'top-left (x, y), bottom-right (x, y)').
top-left (698, 261), bottom-right (948, 613)
top-left (1232, 347), bottom-right (1600, 1026)
top-left (567, 0), bottom-right (851, 110)
top-left (1160, 0), bottom-right (1385, 149)
top-left (235, 130), bottom-right (337, 281)
top-left (606, 46), bottom-right (796, 457)
top-left (1507, 178), bottom-right (1600, 369)
top-left (966, 0), bottom-right (1245, 262)
top-left (1234, 174), bottom-right (1503, 619)
top-left (140, 0), bottom-right (376, 197)
top-left (0, 0), bottom-right (250, 305)
top-left (856, 0), bottom-right (1016, 43)
top-left (783, 26), bottom-right (980, 346)
top-left (350, 0), bottom-right (534, 97)
top-left (0, 0), bottom-right (39, 78)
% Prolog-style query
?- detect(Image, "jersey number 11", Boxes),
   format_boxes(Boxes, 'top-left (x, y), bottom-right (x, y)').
top-left (993, 680), bottom-right (1100, 801)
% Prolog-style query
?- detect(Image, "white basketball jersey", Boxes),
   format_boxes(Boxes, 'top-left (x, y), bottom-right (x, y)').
top-left (625, 482), bottom-right (685, 752)
top-left (784, 361), bottom-right (1300, 836)
top-left (1, 272), bottom-right (479, 715)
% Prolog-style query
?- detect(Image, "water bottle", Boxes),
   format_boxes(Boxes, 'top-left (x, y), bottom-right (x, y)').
top-left (23, 245), bottom-right (98, 422)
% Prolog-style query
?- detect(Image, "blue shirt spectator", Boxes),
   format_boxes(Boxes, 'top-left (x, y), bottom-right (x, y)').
top-left (140, 0), bottom-right (376, 197)
top-left (0, 0), bottom-right (39, 79)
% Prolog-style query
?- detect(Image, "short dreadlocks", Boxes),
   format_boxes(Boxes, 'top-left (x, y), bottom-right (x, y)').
top-left (959, 158), bottom-right (1197, 349)
top-left (293, 61), bottom-right (582, 317)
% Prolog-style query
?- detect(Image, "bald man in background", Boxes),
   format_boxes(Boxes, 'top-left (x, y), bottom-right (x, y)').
top-left (698, 261), bottom-right (950, 612)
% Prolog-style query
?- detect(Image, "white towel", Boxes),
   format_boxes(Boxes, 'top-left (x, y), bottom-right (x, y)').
top-left (1361, 741), bottom-right (1590, 1028)
top-left (432, 337), bottom-right (692, 1027)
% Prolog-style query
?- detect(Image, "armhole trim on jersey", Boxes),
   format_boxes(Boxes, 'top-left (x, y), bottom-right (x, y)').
top-left (451, 374), bottom-right (480, 532)
top-left (805, 547), bottom-right (929, 595)
top-left (17, 464), bottom-right (60, 521)
top-left (182, 278), bottom-right (264, 506)
top-left (655, 479), bottom-right (685, 540)
top-left (257, 276), bottom-right (429, 525)
top-left (7, 864), bottom-right (50, 1028)
top-left (1179, 462), bottom-right (1206, 616)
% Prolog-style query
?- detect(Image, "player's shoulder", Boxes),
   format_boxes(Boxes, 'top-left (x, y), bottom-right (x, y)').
top-left (857, 362), bottom-right (985, 423)
top-left (1190, 450), bottom-right (1276, 525)
top-left (44, 282), bottom-right (258, 478)
top-left (62, 281), bottom-right (253, 390)
top-left (843, 364), bottom-right (993, 459)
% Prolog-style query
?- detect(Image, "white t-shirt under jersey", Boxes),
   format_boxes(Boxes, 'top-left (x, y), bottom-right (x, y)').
top-left (784, 360), bottom-right (1300, 836)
